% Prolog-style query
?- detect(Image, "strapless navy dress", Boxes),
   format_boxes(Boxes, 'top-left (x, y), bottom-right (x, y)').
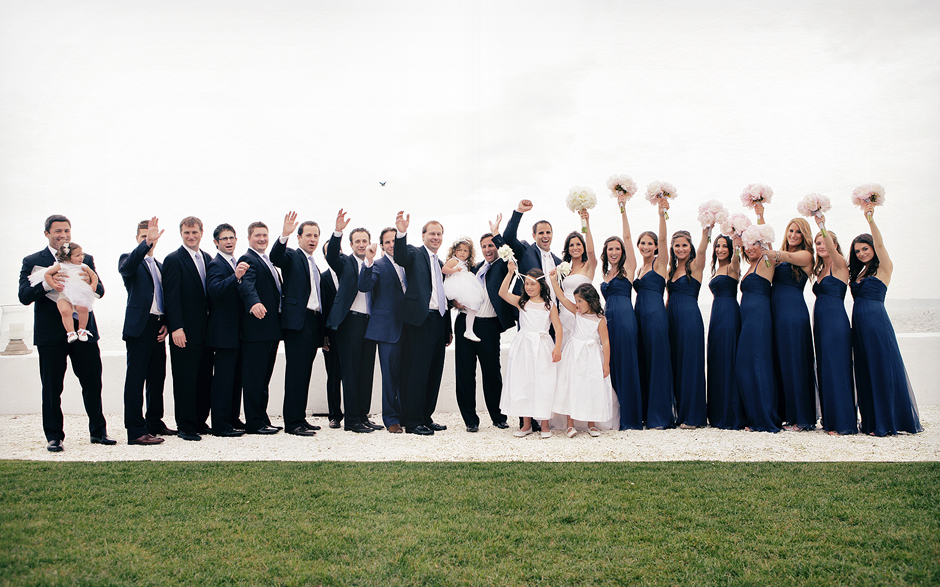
top-left (812, 276), bottom-right (858, 434)
top-left (601, 276), bottom-right (643, 430)
top-left (707, 275), bottom-right (743, 429)
top-left (771, 262), bottom-right (817, 429)
top-left (736, 273), bottom-right (780, 432)
top-left (633, 271), bottom-right (675, 429)
top-left (667, 275), bottom-right (706, 427)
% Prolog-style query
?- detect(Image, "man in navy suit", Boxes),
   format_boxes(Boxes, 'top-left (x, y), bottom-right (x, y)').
top-left (270, 211), bottom-right (324, 437)
top-left (206, 223), bottom-right (248, 437)
top-left (237, 221), bottom-right (283, 435)
top-left (393, 211), bottom-right (452, 436)
top-left (19, 214), bottom-right (111, 452)
top-left (326, 210), bottom-right (378, 434)
top-left (453, 215), bottom-right (516, 432)
top-left (119, 217), bottom-right (174, 446)
top-left (503, 199), bottom-right (561, 293)
top-left (320, 244), bottom-right (343, 428)
top-left (358, 227), bottom-right (406, 433)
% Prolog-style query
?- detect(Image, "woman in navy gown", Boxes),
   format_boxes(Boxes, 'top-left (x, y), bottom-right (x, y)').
top-left (811, 215), bottom-right (858, 435)
top-left (666, 228), bottom-right (709, 428)
top-left (633, 200), bottom-right (675, 429)
top-left (600, 195), bottom-right (643, 429)
top-left (756, 204), bottom-right (817, 430)
top-left (736, 241), bottom-right (780, 432)
top-left (707, 234), bottom-right (743, 429)
top-left (849, 203), bottom-right (922, 436)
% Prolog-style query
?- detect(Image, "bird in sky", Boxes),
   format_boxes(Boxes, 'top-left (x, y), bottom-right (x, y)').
top-left (379, 181), bottom-right (386, 186)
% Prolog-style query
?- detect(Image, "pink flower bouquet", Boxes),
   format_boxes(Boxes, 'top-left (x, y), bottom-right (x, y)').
top-left (851, 183), bottom-right (885, 220)
top-left (645, 181), bottom-right (677, 220)
top-left (796, 193), bottom-right (833, 237)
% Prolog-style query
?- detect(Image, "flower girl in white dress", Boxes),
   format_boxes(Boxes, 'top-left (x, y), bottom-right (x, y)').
top-left (29, 242), bottom-right (99, 343)
top-left (442, 237), bottom-right (488, 342)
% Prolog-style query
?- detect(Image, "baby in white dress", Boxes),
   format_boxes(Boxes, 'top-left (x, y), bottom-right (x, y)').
top-left (442, 237), bottom-right (487, 342)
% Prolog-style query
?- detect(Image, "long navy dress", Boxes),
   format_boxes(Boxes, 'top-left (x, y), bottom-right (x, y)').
top-left (771, 262), bottom-right (817, 429)
top-left (736, 272), bottom-right (780, 433)
top-left (812, 276), bottom-right (858, 435)
top-left (850, 277), bottom-right (922, 436)
top-left (634, 270), bottom-right (675, 429)
top-left (707, 275), bottom-right (743, 429)
top-left (601, 276), bottom-right (643, 430)
top-left (667, 275), bottom-right (707, 427)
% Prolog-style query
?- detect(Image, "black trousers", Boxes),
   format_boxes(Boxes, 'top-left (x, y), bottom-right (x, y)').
top-left (169, 342), bottom-right (213, 434)
top-left (241, 339), bottom-right (278, 432)
top-left (454, 315), bottom-right (506, 427)
top-left (282, 310), bottom-right (324, 430)
top-left (123, 314), bottom-right (168, 440)
top-left (336, 312), bottom-right (376, 426)
top-left (210, 346), bottom-right (243, 432)
top-left (323, 328), bottom-right (343, 421)
top-left (37, 340), bottom-right (106, 442)
top-left (399, 311), bottom-right (448, 430)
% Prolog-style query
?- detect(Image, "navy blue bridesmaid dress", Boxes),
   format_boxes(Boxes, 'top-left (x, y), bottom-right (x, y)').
top-left (850, 277), bottom-right (922, 436)
top-left (707, 275), bottom-right (743, 429)
top-left (633, 270), bottom-right (676, 429)
top-left (667, 275), bottom-right (707, 427)
top-left (771, 262), bottom-right (818, 429)
top-left (736, 272), bottom-right (780, 432)
top-left (812, 276), bottom-right (858, 435)
top-left (601, 276), bottom-right (643, 430)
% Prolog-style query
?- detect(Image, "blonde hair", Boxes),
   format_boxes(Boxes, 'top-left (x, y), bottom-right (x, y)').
top-left (812, 230), bottom-right (843, 278)
top-left (779, 218), bottom-right (814, 280)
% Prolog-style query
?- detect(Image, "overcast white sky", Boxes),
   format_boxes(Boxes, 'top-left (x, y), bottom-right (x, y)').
top-left (2, 0), bottom-right (938, 333)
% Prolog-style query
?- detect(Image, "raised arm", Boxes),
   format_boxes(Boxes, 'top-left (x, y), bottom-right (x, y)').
top-left (865, 203), bottom-right (893, 284)
top-left (548, 269), bottom-right (577, 313)
top-left (653, 201), bottom-right (670, 277)
top-left (814, 214), bottom-right (849, 281)
top-left (498, 260), bottom-right (522, 308)
top-left (503, 200), bottom-right (531, 259)
top-left (393, 211), bottom-right (416, 269)
top-left (580, 209), bottom-right (598, 278)
top-left (690, 228), bottom-right (709, 279)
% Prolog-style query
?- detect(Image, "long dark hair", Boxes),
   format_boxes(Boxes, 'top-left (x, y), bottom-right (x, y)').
top-left (562, 232), bottom-right (588, 263)
top-left (573, 283), bottom-right (604, 317)
top-left (668, 231), bottom-right (695, 280)
top-left (518, 269), bottom-right (552, 311)
top-left (636, 231), bottom-right (658, 256)
top-left (849, 233), bottom-right (879, 282)
top-left (710, 234), bottom-right (733, 277)
top-left (601, 236), bottom-right (626, 276)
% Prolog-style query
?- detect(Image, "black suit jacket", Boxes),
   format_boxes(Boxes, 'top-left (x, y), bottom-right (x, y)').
top-left (393, 234), bottom-right (451, 334)
top-left (503, 209), bottom-right (562, 276)
top-left (325, 234), bottom-right (367, 331)
top-left (19, 248), bottom-right (105, 345)
top-left (269, 237), bottom-right (322, 332)
top-left (206, 254), bottom-right (242, 349)
top-left (237, 248), bottom-right (282, 342)
top-left (119, 240), bottom-right (161, 340)
top-left (162, 245), bottom-right (211, 345)
top-left (473, 233), bottom-right (516, 333)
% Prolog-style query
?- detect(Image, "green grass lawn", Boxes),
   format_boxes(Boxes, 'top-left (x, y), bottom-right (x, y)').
top-left (1, 461), bottom-right (937, 586)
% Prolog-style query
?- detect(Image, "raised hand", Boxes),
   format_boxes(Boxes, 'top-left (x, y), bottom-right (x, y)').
top-left (146, 216), bottom-right (164, 246)
top-left (283, 211), bottom-right (299, 238)
top-left (814, 213), bottom-right (826, 226)
top-left (365, 243), bottom-right (377, 261)
top-left (489, 213), bottom-right (502, 235)
top-left (754, 202), bottom-right (764, 218)
top-left (335, 209), bottom-right (350, 232)
top-left (234, 261), bottom-right (249, 279)
top-left (517, 199), bottom-right (533, 213)
top-left (579, 209), bottom-right (590, 221)
top-left (395, 210), bottom-right (410, 233)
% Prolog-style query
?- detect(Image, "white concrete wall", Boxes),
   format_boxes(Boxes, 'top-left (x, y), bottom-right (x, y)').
top-left (0, 335), bottom-right (937, 417)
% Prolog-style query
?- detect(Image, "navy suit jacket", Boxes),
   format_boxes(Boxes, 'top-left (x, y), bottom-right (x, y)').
top-left (269, 237), bottom-right (322, 332)
top-left (473, 233), bottom-right (517, 333)
top-left (503, 209), bottom-right (562, 276)
top-left (19, 248), bottom-right (105, 345)
top-left (393, 234), bottom-right (451, 334)
top-left (118, 240), bottom-right (161, 340)
top-left (162, 245), bottom-right (212, 345)
top-left (206, 254), bottom-right (242, 349)
top-left (237, 248), bottom-right (282, 342)
top-left (325, 234), bottom-right (368, 331)
top-left (358, 255), bottom-right (404, 344)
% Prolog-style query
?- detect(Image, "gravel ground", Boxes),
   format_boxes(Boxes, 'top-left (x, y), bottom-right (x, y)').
top-left (2, 406), bottom-right (938, 462)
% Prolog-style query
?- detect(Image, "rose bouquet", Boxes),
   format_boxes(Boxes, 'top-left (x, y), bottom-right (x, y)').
top-left (645, 181), bottom-right (677, 219)
top-left (740, 183), bottom-right (773, 210)
top-left (555, 261), bottom-right (572, 286)
top-left (697, 200), bottom-right (729, 242)
top-left (742, 224), bottom-right (776, 267)
top-left (851, 183), bottom-right (885, 220)
top-left (566, 186), bottom-right (597, 233)
top-left (796, 193), bottom-right (832, 237)
top-left (607, 174), bottom-right (637, 213)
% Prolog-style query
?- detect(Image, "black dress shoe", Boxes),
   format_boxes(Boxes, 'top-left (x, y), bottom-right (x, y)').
top-left (303, 423), bottom-right (321, 431)
top-left (429, 422), bottom-right (447, 431)
top-left (328, 419), bottom-right (341, 429)
top-left (406, 425), bottom-right (434, 436)
top-left (288, 426), bottom-right (317, 437)
top-left (364, 420), bottom-right (384, 430)
top-left (466, 425), bottom-right (479, 433)
top-left (247, 426), bottom-right (279, 435)
top-left (270, 425), bottom-right (284, 431)
top-left (232, 420), bottom-right (246, 430)
top-left (150, 426), bottom-right (178, 436)
top-left (345, 422), bottom-right (374, 433)
top-left (196, 424), bottom-right (211, 434)
top-left (494, 421), bottom-right (509, 429)
top-left (46, 440), bottom-right (63, 452)
top-left (129, 434), bottom-right (164, 445)
top-left (90, 435), bottom-right (117, 445)
top-left (213, 429), bottom-right (245, 438)
top-left (178, 431), bottom-right (202, 441)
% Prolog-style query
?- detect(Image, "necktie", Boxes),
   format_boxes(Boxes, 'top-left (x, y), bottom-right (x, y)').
top-left (194, 251), bottom-right (207, 292)
top-left (308, 254), bottom-right (321, 311)
top-left (262, 254), bottom-right (282, 295)
top-left (146, 256), bottom-right (164, 313)
top-left (397, 263), bottom-right (407, 291)
top-left (229, 257), bottom-right (237, 271)
top-left (432, 253), bottom-right (446, 316)
top-left (478, 261), bottom-right (490, 286)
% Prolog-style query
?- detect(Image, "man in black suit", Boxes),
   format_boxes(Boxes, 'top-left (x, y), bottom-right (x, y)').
top-left (270, 211), bottom-right (324, 437)
top-left (19, 214), bottom-right (112, 452)
top-left (326, 210), bottom-right (378, 434)
top-left (237, 221), bottom-right (283, 435)
top-left (393, 211), bottom-right (452, 436)
top-left (503, 199), bottom-right (561, 293)
top-left (119, 217), bottom-right (175, 446)
top-left (320, 243), bottom-right (343, 429)
top-left (454, 215), bottom-right (516, 432)
top-left (206, 223), bottom-right (248, 437)
top-left (162, 216), bottom-right (214, 441)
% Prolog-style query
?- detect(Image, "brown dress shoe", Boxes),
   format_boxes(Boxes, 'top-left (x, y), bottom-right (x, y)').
top-left (129, 434), bottom-right (165, 445)
top-left (387, 424), bottom-right (403, 434)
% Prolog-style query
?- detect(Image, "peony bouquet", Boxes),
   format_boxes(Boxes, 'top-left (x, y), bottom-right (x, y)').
top-left (740, 183), bottom-right (773, 210)
top-left (555, 261), bottom-right (572, 286)
top-left (697, 200), bottom-right (729, 242)
top-left (607, 174), bottom-right (638, 213)
top-left (851, 183), bottom-right (885, 220)
top-left (721, 213), bottom-right (752, 258)
top-left (742, 224), bottom-right (776, 267)
top-left (645, 181), bottom-right (677, 219)
top-left (796, 193), bottom-right (832, 237)
top-left (566, 186), bottom-right (597, 233)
